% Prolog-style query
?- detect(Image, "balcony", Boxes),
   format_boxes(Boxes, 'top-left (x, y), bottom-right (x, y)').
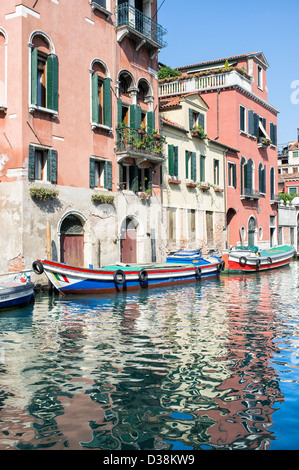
top-left (116, 127), bottom-right (166, 168)
top-left (241, 188), bottom-right (261, 200)
top-left (270, 194), bottom-right (282, 204)
top-left (159, 69), bottom-right (252, 97)
top-left (116, 3), bottom-right (167, 54)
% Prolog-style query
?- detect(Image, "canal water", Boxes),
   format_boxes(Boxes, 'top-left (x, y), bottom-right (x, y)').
top-left (1, 262), bottom-right (299, 451)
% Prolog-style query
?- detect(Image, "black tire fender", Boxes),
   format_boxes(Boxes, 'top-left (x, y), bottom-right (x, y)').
top-left (256, 258), bottom-right (261, 269)
top-left (195, 267), bottom-right (201, 278)
top-left (267, 257), bottom-right (272, 264)
top-left (239, 256), bottom-right (247, 267)
top-left (217, 262), bottom-right (222, 273)
top-left (139, 268), bottom-right (148, 283)
top-left (113, 269), bottom-right (126, 285)
top-left (221, 260), bottom-right (225, 271)
top-left (32, 260), bottom-right (44, 275)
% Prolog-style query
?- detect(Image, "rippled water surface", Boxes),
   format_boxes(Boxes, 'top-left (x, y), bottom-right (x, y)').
top-left (1, 262), bottom-right (299, 450)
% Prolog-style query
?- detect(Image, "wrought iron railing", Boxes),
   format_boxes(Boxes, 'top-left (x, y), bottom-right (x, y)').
top-left (241, 188), bottom-right (261, 199)
top-left (116, 127), bottom-right (165, 157)
top-left (116, 3), bottom-right (167, 48)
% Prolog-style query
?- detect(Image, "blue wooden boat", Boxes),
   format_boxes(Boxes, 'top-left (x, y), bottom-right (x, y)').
top-left (0, 274), bottom-right (34, 309)
top-left (32, 251), bottom-right (224, 295)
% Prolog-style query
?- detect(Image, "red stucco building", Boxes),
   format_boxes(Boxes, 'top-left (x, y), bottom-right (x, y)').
top-left (159, 52), bottom-right (279, 248)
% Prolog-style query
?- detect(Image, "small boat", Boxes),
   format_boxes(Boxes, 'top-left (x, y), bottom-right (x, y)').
top-left (32, 251), bottom-right (224, 295)
top-left (0, 273), bottom-right (34, 310)
top-left (223, 245), bottom-right (296, 273)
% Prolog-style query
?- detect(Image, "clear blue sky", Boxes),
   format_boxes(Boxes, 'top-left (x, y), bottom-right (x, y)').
top-left (157, 0), bottom-right (299, 145)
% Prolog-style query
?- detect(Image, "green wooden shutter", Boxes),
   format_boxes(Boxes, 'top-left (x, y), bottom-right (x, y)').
top-left (117, 98), bottom-right (122, 126)
top-left (247, 159), bottom-right (253, 190)
top-left (259, 164), bottom-right (262, 192)
top-left (90, 158), bottom-right (95, 188)
top-left (248, 110), bottom-right (254, 135)
top-left (104, 161), bottom-right (112, 190)
top-left (28, 145), bottom-right (35, 180)
top-left (130, 105), bottom-right (142, 130)
top-left (174, 146), bottom-right (178, 177)
top-left (191, 152), bottom-right (196, 181)
top-left (233, 163), bottom-right (237, 188)
top-left (253, 113), bottom-right (259, 138)
top-left (168, 145), bottom-right (174, 176)
top-left (147, 111), bottom-right (155, 133)
top-left (129, 165), bottom-right (138, 191)
top-left (189, 109), bottom-right (193, 129)
top-left (92, 74), bottom-right (99, 124)
top-left (119, 163), bottom-right (124, 185)
top-left (47, 54), bottom-right (59, 111)
top-left (200, 155), bottom-right (205, 182)
top-left (198, 113), bottom-right (205, 131)
top-left (263, 165), bottom-right (266, 193)
top-left (31, 48), bottom-right (38, 106)
top-left (185, 151), bottom-right (189, 179)
top-left (103, 78), bottom-right (112, 128)
top-left (49, 149), bottom-right (58, 184)
top-left (130, 104), bottom-right (136, 129)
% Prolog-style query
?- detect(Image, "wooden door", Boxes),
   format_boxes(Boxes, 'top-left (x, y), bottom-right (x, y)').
top-left (60, 234), bottom-right (84, 267)
top-left (121, 229), bottom-right (137, 263)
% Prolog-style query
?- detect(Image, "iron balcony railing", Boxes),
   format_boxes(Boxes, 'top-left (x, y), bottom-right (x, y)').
top-left (116, 3), bottom-right (167, 48)
top-left (116, 127), bottom-right (165, 160)
top-left (241, 188), bottom-right (261, 199)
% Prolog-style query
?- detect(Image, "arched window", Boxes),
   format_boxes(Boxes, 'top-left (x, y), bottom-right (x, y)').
top-left (91, 59), bottom-right (111, 129)
top-left (248, 216), bottom-right (257, 246)
top-left (30, 32), bottom-right (58, 112)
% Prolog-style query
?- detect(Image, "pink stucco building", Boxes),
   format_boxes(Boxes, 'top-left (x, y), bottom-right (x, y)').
top-left (159, 52), bottom-right (280, 248)
top-left (0, 0), bottom-right (167, 276)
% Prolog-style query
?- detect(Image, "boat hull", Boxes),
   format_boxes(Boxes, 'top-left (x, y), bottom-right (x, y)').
top-left (224, 245), bottom-right (296, 273)
top-left (0, 282), bottom-right (35, 309)
top-left (33, 258), bottom-right (221, 295)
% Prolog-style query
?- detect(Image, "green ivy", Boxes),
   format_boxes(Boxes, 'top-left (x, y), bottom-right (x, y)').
top-left (91, 194), bottom-right (115, 204)
top-left (30, 186), bottom-right (59, 201)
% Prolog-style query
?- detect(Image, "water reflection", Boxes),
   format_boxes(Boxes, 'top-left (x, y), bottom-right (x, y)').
top-left (0, 263), bottom-right (299, 450)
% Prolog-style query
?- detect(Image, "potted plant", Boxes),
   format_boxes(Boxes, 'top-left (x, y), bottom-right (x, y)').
top-left (190, 125), bottom-right (207, 139)
top-left (198, 182), bottom-right (210, 191)
top-left (261, 137), bottom-right (271, 147)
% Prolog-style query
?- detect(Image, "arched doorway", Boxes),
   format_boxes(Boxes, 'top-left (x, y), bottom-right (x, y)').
top-left (120, 216), bottom-right (138, 263)
top-left (60, 214), bottom-right (84, 267)
top-left (248, 216), bottom-right (257, 246)
top-left (226, 208), bottom-right (237, 248)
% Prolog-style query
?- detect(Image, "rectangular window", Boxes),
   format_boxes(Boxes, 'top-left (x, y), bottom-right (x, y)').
top-left (28, 145), bottom-right (58, 183)
top-left (289, 187), bottom-right (298, 194)
top-left (293, 151), bottom-right (299, 158)
top-left (228, 162), bottom-right (236, 188)
top-left (240, 105), bottom-right (246, 132)
top-left (213, 159), bottom-right (219, 185)
top-left (90, 158), bottom-right (112, 190)
top-left (118, 164), bottom-right (151, 193)
top-left (293, 167), bottom-right (298, 173)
